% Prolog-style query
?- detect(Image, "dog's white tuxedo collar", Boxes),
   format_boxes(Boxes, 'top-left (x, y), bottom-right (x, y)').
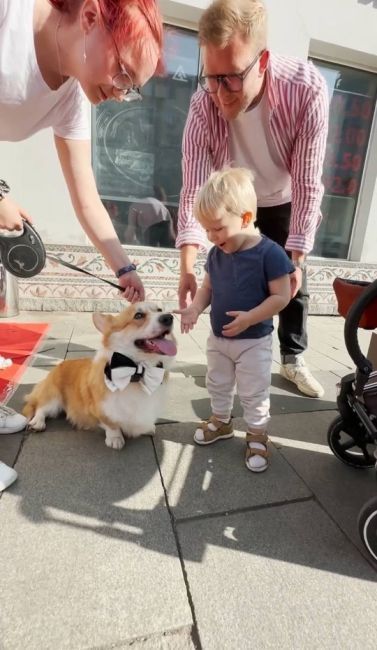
top-left (104, 352), bottom-right (164, 395)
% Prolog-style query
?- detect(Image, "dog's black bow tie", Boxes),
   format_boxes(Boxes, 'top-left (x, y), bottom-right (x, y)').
top-left (105, 352), bottom-right (144, 383)
top-left (104, 352), bottom-right (164, 394)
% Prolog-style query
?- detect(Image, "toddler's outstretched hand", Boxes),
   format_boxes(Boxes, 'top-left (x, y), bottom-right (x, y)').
top-left (173, 305), bottom-right (199, 334)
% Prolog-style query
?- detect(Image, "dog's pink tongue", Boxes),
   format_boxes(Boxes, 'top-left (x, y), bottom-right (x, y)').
top-left (149, 337), bottom-right (177, 356)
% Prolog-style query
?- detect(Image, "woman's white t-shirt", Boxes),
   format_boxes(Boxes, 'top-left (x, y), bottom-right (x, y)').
top-left (0, 0), bottom-right (90, 142)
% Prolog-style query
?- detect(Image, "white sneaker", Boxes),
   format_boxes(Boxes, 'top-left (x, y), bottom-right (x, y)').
top-left (0, 405), bottom-right (28, 434)
top-left (0, 461), bottom-right (18, 491)
top-left (280, 358), bottom-right (324, 398)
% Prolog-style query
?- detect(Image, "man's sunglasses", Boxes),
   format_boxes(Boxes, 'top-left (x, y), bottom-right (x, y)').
top-left (199, 51), bottom-right (263, 94)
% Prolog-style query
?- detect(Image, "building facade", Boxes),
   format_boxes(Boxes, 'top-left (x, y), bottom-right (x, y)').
top-left (1, 0), bottom-right (377, 313)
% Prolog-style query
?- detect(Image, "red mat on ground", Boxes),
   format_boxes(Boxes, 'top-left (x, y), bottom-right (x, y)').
top-left (0, 322), bottom-right (49, 403)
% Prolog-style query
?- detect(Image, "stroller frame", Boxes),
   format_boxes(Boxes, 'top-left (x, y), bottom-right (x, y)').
top-left (328, 277), bottom-right (377, 561)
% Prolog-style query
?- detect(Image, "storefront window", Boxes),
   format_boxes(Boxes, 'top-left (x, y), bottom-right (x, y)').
top-left (311, 59), bottom-right (377, 259)
top-left (92, 26), bottom-right (200, 248)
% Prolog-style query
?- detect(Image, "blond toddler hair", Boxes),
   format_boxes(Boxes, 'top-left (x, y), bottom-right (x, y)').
top-left (193, 167), bottom-right (257, 224)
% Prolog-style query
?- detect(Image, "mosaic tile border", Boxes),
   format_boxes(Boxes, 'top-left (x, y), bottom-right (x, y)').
top-left (16, 244), bottom-right (377, 315)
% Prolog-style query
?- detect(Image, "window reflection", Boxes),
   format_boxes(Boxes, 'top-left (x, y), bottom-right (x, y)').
top-left (311, 59), bottom-right (377, 259)
top-left (93, 25), bottom-right (200, 248)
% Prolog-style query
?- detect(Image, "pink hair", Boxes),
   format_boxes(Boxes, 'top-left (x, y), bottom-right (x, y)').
top-left (49, 1), bottom-right (164, 73)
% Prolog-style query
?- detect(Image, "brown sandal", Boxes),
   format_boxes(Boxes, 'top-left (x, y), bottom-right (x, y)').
top-left (194, 415), bottom-right (234, 445)
top-left (245, 431), bottom-right (269, 473)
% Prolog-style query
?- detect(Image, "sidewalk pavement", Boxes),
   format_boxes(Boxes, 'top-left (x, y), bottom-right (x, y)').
top-left (0, 311), bottom-right (377, 650)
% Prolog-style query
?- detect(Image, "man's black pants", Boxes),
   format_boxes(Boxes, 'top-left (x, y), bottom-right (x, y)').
top-left (256, 202), bottom-right (308, 363)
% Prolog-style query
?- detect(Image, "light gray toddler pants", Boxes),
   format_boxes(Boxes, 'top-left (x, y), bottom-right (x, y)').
top-left (206, 332), bottom-right (272, 430)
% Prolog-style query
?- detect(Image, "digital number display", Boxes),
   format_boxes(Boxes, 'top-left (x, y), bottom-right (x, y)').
top-left (322, 91), bottom-right (373, 198)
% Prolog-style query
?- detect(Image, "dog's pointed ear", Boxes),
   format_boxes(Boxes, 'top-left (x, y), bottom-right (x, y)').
top-left (92, 312), bottom-right (113, 333)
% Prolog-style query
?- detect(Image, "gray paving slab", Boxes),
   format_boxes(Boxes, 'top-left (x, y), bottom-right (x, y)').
top-left (0, 432), bottom-right (23, 467)
top-left (6, 365), bottom-right (50, 414)
top-left (172, 361), bottom-right (207, 378)
top-left (269, 410), bottom-right (377, 558)
top-left (10, 311), bottom-right (78, 325)
top-left (24, 319), bottom-right (74, 367)
top-left (186, 328), bottom-right (209, 351)
top-left (65, 349), bottom-right (96, 360)
top-left (309, 316), bottom-right (372, 348)
top-left (174, 347), bottom-right (207, 366)
top-left (115, 628), bottom-right (195, 649)
top-left (68, 325), bottom-right (102, 352)
top-left (31, 339), bottom-right (71, 366)
top-left (303, 353), bottom-right (353, 374)
top-left (166, 358), bottom-right (339, 421)
top-left (171, 369), bottom-right (337, 422)
top-left (0, 425), bottom-right (192, 650)
top-left (269, 369), bottom-right (338, 414)
top-left (154, 419), bottom-right (311, 520)
top-left (194, 314), bottom-right (211, 330)
top-left (308, 332), bottom-right (372, 370)
top-left (43, 321), bottom-right (76, 339)
top-left (2, 310), bottom-right (376, 649)
top-left (178, 500), bottom-right (377, 649)
top-left (309, 342), bottom-right (357, 367)
top-left (67, 334), bottom-right (103, 352)
top-left (14, 315), bottom-right (75, 341)
top-left (160, 376), bottom-right (210, 423)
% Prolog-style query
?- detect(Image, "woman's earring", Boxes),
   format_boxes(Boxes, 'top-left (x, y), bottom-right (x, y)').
top-left (83, 35), bottom-right (87, 63)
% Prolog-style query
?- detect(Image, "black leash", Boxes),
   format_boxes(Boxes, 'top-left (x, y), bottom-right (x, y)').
top-left (46, 254), bottom-right (123, 291)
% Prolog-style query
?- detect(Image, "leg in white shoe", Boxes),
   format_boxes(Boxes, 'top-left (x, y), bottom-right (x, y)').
top-left (245, 432), bottom-right (268, 472)
top-left (280, 357), bottom-right (324, 398)
top-left (194, 414), bottom-right (231, 443)
top-left (0, 461), bottom-right (18, 491)
top-left (235, 336), bottom-right (272, 428)
top-left (206, 333), bottom-right (236, 424)
top-left (233, 336), bottom-right (272, 473)
top-left (0, 405), bottom-right (28, 434)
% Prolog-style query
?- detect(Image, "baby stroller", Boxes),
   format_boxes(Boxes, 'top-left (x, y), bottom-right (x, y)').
top-left (328, 277), bottom-right (377, 561)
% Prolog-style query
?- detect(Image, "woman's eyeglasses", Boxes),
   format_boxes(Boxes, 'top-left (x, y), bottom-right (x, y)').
top-left (101, 12), bottom-right (142, 101)
top-left (110, 34), bottom-right (142, 101)
top-left (199, 51), bottom-right (263, 94)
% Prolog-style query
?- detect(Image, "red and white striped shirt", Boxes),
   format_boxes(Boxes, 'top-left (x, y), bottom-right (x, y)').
top-left (176, 54), bottom-right (329, 254)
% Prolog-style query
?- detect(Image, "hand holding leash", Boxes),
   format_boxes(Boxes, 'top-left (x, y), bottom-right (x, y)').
top-left (0, 219), bottom-right (141, 300)
top-left (0, 218), bottom-right (45, 278)
top-left (118, 269), bottom-right (145, 303)
top-left (0, 195), bottom-right (33, 232)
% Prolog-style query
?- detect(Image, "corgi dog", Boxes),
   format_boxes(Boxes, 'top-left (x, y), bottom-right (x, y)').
top-left (23, 303), bottom-right (177, 450)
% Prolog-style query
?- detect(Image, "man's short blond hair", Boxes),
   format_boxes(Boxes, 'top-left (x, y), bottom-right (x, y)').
top-left (194, 167), bottom-right (257, 223)
top-left (199, 0), bottom-right (267, 50)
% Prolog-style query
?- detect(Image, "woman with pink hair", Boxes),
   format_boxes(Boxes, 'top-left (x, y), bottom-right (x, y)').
top-left (0, 0), bottom-right (163, 484)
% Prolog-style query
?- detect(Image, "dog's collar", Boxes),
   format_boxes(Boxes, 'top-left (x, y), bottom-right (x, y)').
top-left (104, 352), bottom-right (164, 394)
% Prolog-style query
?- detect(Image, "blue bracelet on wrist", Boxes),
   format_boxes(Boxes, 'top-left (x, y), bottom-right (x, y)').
top-left (116, 263), bottom-right (137, 278)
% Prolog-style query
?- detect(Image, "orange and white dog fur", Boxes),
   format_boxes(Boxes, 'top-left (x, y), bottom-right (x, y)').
top-left (23, 303), bottom-right (177, 450)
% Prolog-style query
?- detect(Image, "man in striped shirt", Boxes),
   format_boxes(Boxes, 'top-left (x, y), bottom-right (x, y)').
top-left (176, 0), bottom-right (329, 398)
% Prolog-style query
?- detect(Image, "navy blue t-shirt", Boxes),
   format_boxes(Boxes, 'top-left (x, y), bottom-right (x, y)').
top-left (204, 236), bottom-right (295, 339)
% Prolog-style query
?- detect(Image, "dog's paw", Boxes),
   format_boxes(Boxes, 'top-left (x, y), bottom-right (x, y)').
top-left (27, 417), bottom-right (46, 432)
top-left (105, 435), bottom-right (125, 450)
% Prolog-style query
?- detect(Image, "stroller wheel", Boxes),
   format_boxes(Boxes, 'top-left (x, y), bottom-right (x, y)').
top-left (358, 497), bottom-right (377, 562)
top-left (327, 415), bottom-right (375, 468)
